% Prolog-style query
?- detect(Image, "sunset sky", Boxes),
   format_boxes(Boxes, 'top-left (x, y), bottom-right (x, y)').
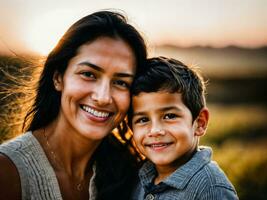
top-left (0, 0), bottom-right (267, 55)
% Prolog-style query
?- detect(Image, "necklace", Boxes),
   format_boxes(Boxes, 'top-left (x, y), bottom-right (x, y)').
top-left (43, 128), bottom-right (88, 191)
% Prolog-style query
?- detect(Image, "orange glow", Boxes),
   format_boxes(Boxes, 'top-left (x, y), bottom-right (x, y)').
top-left (24, 10), bottom-right (79, 55)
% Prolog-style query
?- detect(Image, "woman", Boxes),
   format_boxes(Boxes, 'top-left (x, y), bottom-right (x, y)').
top-left (0, 10), bottom-right (147, 200)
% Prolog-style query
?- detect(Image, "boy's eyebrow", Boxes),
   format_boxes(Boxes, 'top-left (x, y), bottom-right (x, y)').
top-left (78, 61), bottom-right (134, 78)
top-left (160, 106), bottom-right (182, 112)
top-left (132, 106), bottom-right (182, 117)
top-left (132, 111), bottom-right (146, 117)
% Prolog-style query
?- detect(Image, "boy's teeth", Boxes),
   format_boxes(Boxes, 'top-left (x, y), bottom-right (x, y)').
top-left (82, 105), bottom-right (109, 118)
top-left (151, 144), bottom-right (168, 148)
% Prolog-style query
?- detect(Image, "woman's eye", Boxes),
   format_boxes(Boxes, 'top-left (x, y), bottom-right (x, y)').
top-left (134, 117), bottom-right (149, 124)
top-left (164, 113), bottom-right (178, 120)
top-left (113, 80), bottom-right (130, 89)
top-left (81, 71), bottom-right (96, 79)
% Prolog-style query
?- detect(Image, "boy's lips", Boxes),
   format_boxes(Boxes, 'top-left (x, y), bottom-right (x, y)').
top-left (80, 104), bottom-right (114, 119)
top-left (145, 142), bottom-right (173, 150)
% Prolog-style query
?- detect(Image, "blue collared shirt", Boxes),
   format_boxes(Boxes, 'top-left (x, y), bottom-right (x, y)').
top-left (131, 147), bottom-right (239, 200)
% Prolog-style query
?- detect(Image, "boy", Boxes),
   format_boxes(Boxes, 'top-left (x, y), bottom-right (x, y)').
top-left (129, 57), bottom-right (238, 200)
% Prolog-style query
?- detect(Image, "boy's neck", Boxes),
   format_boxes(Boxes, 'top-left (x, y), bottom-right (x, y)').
top-left (154, 148), bottom-right (198, 185)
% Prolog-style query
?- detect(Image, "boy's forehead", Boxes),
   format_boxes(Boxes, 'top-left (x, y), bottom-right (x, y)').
top-left (132, 91), bottom-right (186, 112)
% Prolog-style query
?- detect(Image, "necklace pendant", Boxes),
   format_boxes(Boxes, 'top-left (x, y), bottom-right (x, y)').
top-left (77, 183), bottom-right (83, 191)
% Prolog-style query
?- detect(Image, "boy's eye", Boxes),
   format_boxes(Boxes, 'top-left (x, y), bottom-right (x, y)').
top-left (164, 113), bottom-right (178, 120)
top-left (113, 80), bottom-right (130, 89)
top-left (81, 71), bottom-right (96, 79)
top-left (134, 117), bottom-right (149, 124)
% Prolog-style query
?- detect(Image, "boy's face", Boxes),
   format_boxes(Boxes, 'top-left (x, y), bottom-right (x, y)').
top-left (132, 91), bottom-right (205, 171)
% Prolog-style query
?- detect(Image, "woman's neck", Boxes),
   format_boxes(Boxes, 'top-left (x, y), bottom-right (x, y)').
top-left (34, 120), bottom-right (101, 179)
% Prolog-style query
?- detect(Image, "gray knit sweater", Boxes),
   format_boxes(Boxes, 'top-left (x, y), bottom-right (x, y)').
top-left (0, 131), bottom-right (97, 200)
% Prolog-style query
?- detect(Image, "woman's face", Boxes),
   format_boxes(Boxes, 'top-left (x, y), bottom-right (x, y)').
top-left (54, 36), bottom-right (136, 140)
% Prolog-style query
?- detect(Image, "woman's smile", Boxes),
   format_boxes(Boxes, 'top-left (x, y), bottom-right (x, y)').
top-left (54, 36), bottom-right (136, 140)
top-left (80, 104), bottom-right (113, 122)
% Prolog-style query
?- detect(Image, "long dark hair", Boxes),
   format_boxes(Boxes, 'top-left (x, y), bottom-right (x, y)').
top-left (24, 10), bottom-right (147, 200)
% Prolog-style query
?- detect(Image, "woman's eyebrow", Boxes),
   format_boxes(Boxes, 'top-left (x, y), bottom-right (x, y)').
top-left (78, 61), bottom-right (104, 72)
top-left (78, 61), bottom-right (134, 78)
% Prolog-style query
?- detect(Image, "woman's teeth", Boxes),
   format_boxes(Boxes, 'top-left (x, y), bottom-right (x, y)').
top-left (82, 105), bottom-right (110, 118)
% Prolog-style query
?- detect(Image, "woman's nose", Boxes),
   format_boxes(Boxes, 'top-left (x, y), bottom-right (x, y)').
top-left (91, 80), bottom-right (112, 106)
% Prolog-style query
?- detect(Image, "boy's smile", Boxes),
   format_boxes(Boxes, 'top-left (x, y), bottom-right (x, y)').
top-left (132, 91), bottom-right (202, 175)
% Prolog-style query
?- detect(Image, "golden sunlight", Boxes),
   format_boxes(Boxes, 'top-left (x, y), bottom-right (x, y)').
top-left (24, 10), bottom-right (79, 55)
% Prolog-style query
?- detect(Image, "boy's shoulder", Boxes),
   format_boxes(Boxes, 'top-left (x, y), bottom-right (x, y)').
top-left (138, 147), bottom-right (216, 188)
top-left (134, 147), bottom-right (238, 200)
top-left (156, 146), bottom-right (236, 192)
top-left (138, 147), bottom-right (233, 188)
top-left (196, 157), bottom-right (235, 190)
top-left (183, 147), bottom-right (235, 189)
top-left (182, 147), bottom-right (237, 197)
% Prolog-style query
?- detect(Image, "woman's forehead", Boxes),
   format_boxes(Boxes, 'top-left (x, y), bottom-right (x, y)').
top-left (66, 37), bottom-right (136, 75)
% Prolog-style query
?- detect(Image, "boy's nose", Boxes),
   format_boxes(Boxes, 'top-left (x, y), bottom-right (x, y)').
top-left (91, 80), bottom-right (112, 106)
top-left (147, 127), bottom-right (166, 137)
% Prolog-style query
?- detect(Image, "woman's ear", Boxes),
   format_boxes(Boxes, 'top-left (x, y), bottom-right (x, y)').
top-left (53, 71), bottom-right (63, 91)
top-left (194, 108), bottom-right (209, 136)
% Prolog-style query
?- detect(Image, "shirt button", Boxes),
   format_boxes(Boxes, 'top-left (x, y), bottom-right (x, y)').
top-left (145, 193), bottom-right (155, 200)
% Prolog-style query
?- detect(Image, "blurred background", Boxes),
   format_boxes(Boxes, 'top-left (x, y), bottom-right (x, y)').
top-left (0, 0), bottom-right (267, 199)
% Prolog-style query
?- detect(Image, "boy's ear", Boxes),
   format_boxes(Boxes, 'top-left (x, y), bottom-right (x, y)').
top-left (194, 108), bottom-right (209, 136)
top-left (53, 71), bottom-right (63, 91)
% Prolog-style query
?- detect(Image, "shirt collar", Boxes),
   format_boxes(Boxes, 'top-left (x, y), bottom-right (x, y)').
top-left (139, 146), bottom-right (212, 190)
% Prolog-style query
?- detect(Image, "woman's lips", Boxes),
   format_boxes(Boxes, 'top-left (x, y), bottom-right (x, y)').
top-left (81, 105), bottom-right (113, 122)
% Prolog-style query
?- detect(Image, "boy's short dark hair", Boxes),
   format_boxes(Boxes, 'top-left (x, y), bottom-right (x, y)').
top-left (130, 56), bottom-right (206, 122)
